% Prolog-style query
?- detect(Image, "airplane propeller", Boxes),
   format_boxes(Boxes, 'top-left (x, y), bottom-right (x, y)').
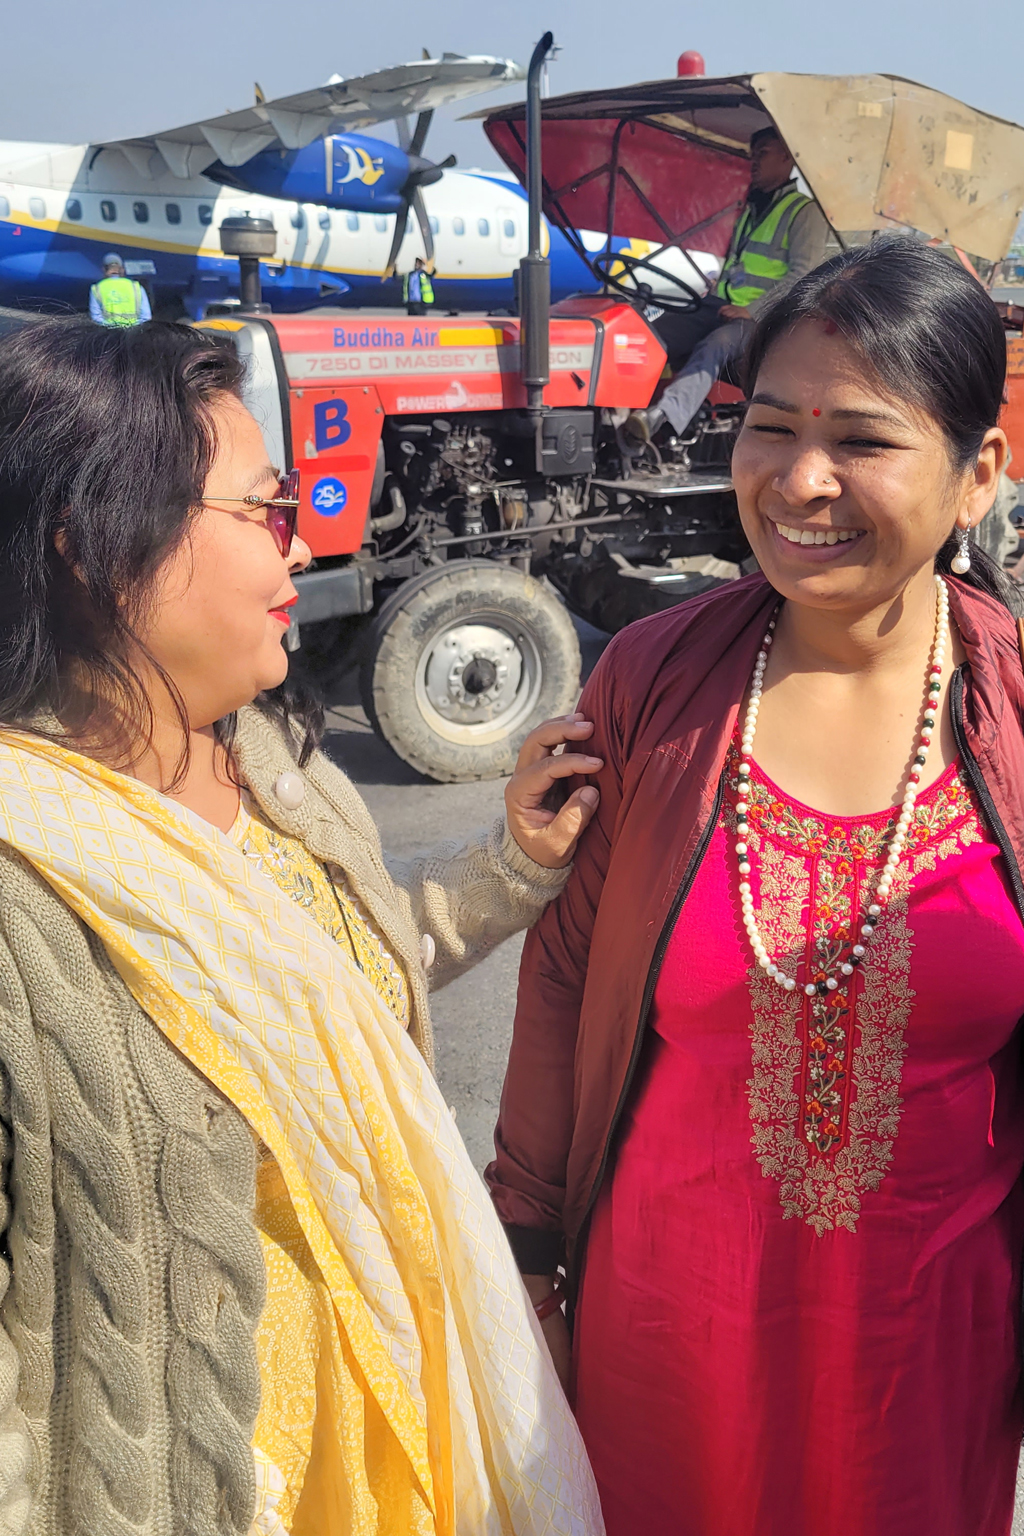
top-left (383, 103), bottom-right (455, 278)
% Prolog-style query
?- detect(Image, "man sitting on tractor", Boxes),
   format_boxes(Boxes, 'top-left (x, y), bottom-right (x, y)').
top-left (626, 126), bottom-right (830, 443)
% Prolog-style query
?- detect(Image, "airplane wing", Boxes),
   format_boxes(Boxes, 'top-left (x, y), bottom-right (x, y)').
top-left (100, 54), bottom-right (526, 180)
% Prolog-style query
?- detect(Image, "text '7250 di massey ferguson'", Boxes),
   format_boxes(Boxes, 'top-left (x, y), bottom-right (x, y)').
top-left (201, 42), bottom-right (1024, 783)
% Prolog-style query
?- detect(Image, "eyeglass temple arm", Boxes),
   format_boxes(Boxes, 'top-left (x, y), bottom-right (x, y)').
top-left (202, 496), bottom-right (301, 506)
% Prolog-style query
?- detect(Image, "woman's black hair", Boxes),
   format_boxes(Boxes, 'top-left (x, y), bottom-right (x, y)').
top-left (741, 235), bottom-right (1018, 611)
top-left (0, 317), bottom-right (322, 781)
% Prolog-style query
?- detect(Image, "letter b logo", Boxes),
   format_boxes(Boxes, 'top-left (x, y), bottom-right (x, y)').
top-left (314, 397), bottom-right (351, 452)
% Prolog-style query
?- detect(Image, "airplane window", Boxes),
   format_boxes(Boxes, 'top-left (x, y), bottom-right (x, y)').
top-left (346, 213), bottom-right (359, 232)
top-left (198, 204), bottom-right (213, 226)
top-left (374, 215), bottom-right (387, 233)
top-left (165, 202), bottom-right (181, 225)
top-left (0, 197), bottom-right (9, 219)
top-left (66, 198), bottom-right (82, 221)
top-left (452, 216), bottom-right (465, 236)
top-left (101, 200), bottom-right (117, 223)
top-left (429, 216), bottom-right (439, 235)
top-left (503, 218), bottom-right (516, 239)
top-left (291, 207), bottom-right (305, 229)
top-left (478, 218), bottom-right (490, 237)
top-left (133, 201), bottom-right (149, 224)
top-left (319, 209), bottom-right (331, 231)
top-left (29, 197), bottom-right (46, 219)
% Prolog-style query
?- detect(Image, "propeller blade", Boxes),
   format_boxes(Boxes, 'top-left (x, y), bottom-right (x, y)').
top-left (409, 108), bottom-right (434, 159)
top-left (382, 198), bottom-right (411, 279)
top-left (411, 187), bottom-right (434, 271)
top-left (395, 115), bottom-right (412, 153)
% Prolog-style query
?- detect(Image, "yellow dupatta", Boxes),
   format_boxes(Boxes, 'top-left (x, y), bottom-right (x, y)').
top-left (0, 731), bottom-right (602, 1536)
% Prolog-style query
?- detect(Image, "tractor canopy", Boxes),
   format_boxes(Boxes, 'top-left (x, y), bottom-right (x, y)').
top-left (480, 72), bottom-right (1024, 264)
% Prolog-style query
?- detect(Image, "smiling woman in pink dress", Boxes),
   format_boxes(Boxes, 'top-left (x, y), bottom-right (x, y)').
top-left (488, 237), bottom-right (1024, 1536)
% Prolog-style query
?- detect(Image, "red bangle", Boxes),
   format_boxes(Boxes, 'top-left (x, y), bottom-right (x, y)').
top-left (533, 1281), bottom-right (565, 1322)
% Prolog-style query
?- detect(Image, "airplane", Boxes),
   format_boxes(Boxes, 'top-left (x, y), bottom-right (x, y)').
top-left (0, 54), bottom-right (719, 318)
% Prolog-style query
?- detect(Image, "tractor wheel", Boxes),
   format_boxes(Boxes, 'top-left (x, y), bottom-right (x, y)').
top-left (361, 563), bottom-right (581, 782)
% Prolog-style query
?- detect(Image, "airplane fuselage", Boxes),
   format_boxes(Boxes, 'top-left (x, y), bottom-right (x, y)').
top-left (0, 138), bottom-right (717, 317)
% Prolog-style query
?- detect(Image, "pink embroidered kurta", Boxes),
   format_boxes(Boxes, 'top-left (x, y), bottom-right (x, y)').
top-left (574, 741), bottom-right (1024, 1536)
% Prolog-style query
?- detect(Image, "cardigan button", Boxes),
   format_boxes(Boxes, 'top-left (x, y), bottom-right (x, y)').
top-left (420, 933), bottom-right (436, 970)
top-left (274, 771), bottom-right (305, 810)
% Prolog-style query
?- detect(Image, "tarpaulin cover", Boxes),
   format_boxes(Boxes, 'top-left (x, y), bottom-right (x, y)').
top-left (481, 72), bottom-right (1024, 262)
top-left (484, 76), bottom-right (765, 256)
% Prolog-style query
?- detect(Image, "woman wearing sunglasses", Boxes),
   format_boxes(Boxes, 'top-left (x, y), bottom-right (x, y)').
top-left (0, 319), bottom-right (603, 1536)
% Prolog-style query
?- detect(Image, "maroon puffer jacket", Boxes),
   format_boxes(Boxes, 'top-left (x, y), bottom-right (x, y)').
top-left (486, 574), bottom-right (1024, 1276)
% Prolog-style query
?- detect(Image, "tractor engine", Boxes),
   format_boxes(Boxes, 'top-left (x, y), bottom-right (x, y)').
top-left (381, 412), bottom-right (593, 555)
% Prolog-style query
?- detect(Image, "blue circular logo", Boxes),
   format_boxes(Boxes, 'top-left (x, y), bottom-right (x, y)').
top-left (311, 476), bottom-right (348, 516)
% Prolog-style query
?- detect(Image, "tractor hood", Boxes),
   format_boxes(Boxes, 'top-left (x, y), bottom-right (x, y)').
top-left (480, 72), bottom-right (1024, 262)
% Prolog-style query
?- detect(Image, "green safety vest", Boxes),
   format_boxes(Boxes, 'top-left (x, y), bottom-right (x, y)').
top-left (91, 275), bottom-right (145, 326)
top-left (715, 185), bottom-right (812, 308)
top-left (402, 269), bottom-right (434, 304)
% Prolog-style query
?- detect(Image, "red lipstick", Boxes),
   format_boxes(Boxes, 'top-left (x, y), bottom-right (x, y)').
top-left (270, 596), bottom-right (298, 626)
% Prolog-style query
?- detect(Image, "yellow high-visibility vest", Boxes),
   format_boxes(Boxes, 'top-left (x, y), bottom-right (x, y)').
top-left (715, 186), bottom-right (812, 308)
top-left (402, 269), bottom-right (435, 304)
top-left (90, 276), bottom-right (145, 326)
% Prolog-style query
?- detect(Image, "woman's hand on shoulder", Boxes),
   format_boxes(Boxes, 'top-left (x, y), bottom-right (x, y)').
top-left (504, 715), bottom-right (602, 870)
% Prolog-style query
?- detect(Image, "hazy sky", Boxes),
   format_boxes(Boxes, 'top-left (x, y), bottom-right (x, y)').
top-left (2, 0), bottom-right (1022, 173)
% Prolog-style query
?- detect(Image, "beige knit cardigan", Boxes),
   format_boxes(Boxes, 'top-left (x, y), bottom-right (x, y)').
top-left (0, 705), bottom-right (569, 1536)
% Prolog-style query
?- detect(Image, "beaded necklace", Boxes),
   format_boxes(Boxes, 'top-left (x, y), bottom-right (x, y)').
top-left (734, 573), bottom-right (949, 997)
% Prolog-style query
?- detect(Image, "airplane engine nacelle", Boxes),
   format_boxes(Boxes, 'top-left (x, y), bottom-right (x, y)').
top-left (205, 133), bottom-right (422, 214)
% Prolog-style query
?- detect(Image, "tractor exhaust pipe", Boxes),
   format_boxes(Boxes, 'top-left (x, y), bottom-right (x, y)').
top-left (519, 31), bottom-right (554, 463)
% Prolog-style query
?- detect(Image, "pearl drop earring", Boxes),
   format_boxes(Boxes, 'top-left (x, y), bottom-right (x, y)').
top-left (951, 524), bottom-right (971, 575)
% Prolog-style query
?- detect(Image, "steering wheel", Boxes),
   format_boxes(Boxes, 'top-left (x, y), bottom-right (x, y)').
top-left (591, 249), bottom-right (704, 313)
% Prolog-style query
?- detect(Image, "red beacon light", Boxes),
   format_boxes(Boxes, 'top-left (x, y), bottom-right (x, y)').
top-left (677, 50), bottom-right (706, 77)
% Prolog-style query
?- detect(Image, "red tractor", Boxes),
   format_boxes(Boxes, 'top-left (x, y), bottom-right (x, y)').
top-left (199, 289), bottom-right (677, 780)
top-left (201, 52), bottom-right (1024, 782)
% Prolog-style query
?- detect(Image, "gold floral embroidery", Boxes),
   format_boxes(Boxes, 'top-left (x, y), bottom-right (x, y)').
top-left (235, 800), bottom-right (409, 1026)
top-left (725, 739), bottom-right (985, 1234)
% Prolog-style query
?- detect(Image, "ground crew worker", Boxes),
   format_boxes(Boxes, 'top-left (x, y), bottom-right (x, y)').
top-left (625, 126), bottom-right (830, 442)
top-left (89, 254), bottom-right (152, 327)
top-left (403, 256), bottom-right (435, 316)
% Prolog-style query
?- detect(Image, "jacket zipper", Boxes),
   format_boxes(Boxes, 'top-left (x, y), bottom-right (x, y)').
top-left (571, 771), bottom-right (726, 1282)
top-left (950, 667), bottom-right (1024, 926)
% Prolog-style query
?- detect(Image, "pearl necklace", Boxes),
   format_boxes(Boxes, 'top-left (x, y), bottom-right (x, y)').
top-left (735, 574), bottom-right (949, 997)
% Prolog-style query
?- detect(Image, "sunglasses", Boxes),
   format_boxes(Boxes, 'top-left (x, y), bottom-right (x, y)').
top-left (204, 468), bottom-right (301, 556)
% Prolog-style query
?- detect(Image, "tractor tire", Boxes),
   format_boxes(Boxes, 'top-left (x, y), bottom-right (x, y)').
top-left (361, 562), bottom-right (581, 782)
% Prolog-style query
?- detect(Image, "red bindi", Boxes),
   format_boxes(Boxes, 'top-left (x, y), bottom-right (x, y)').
top-left (812, 408), bottom-right (821, 417)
